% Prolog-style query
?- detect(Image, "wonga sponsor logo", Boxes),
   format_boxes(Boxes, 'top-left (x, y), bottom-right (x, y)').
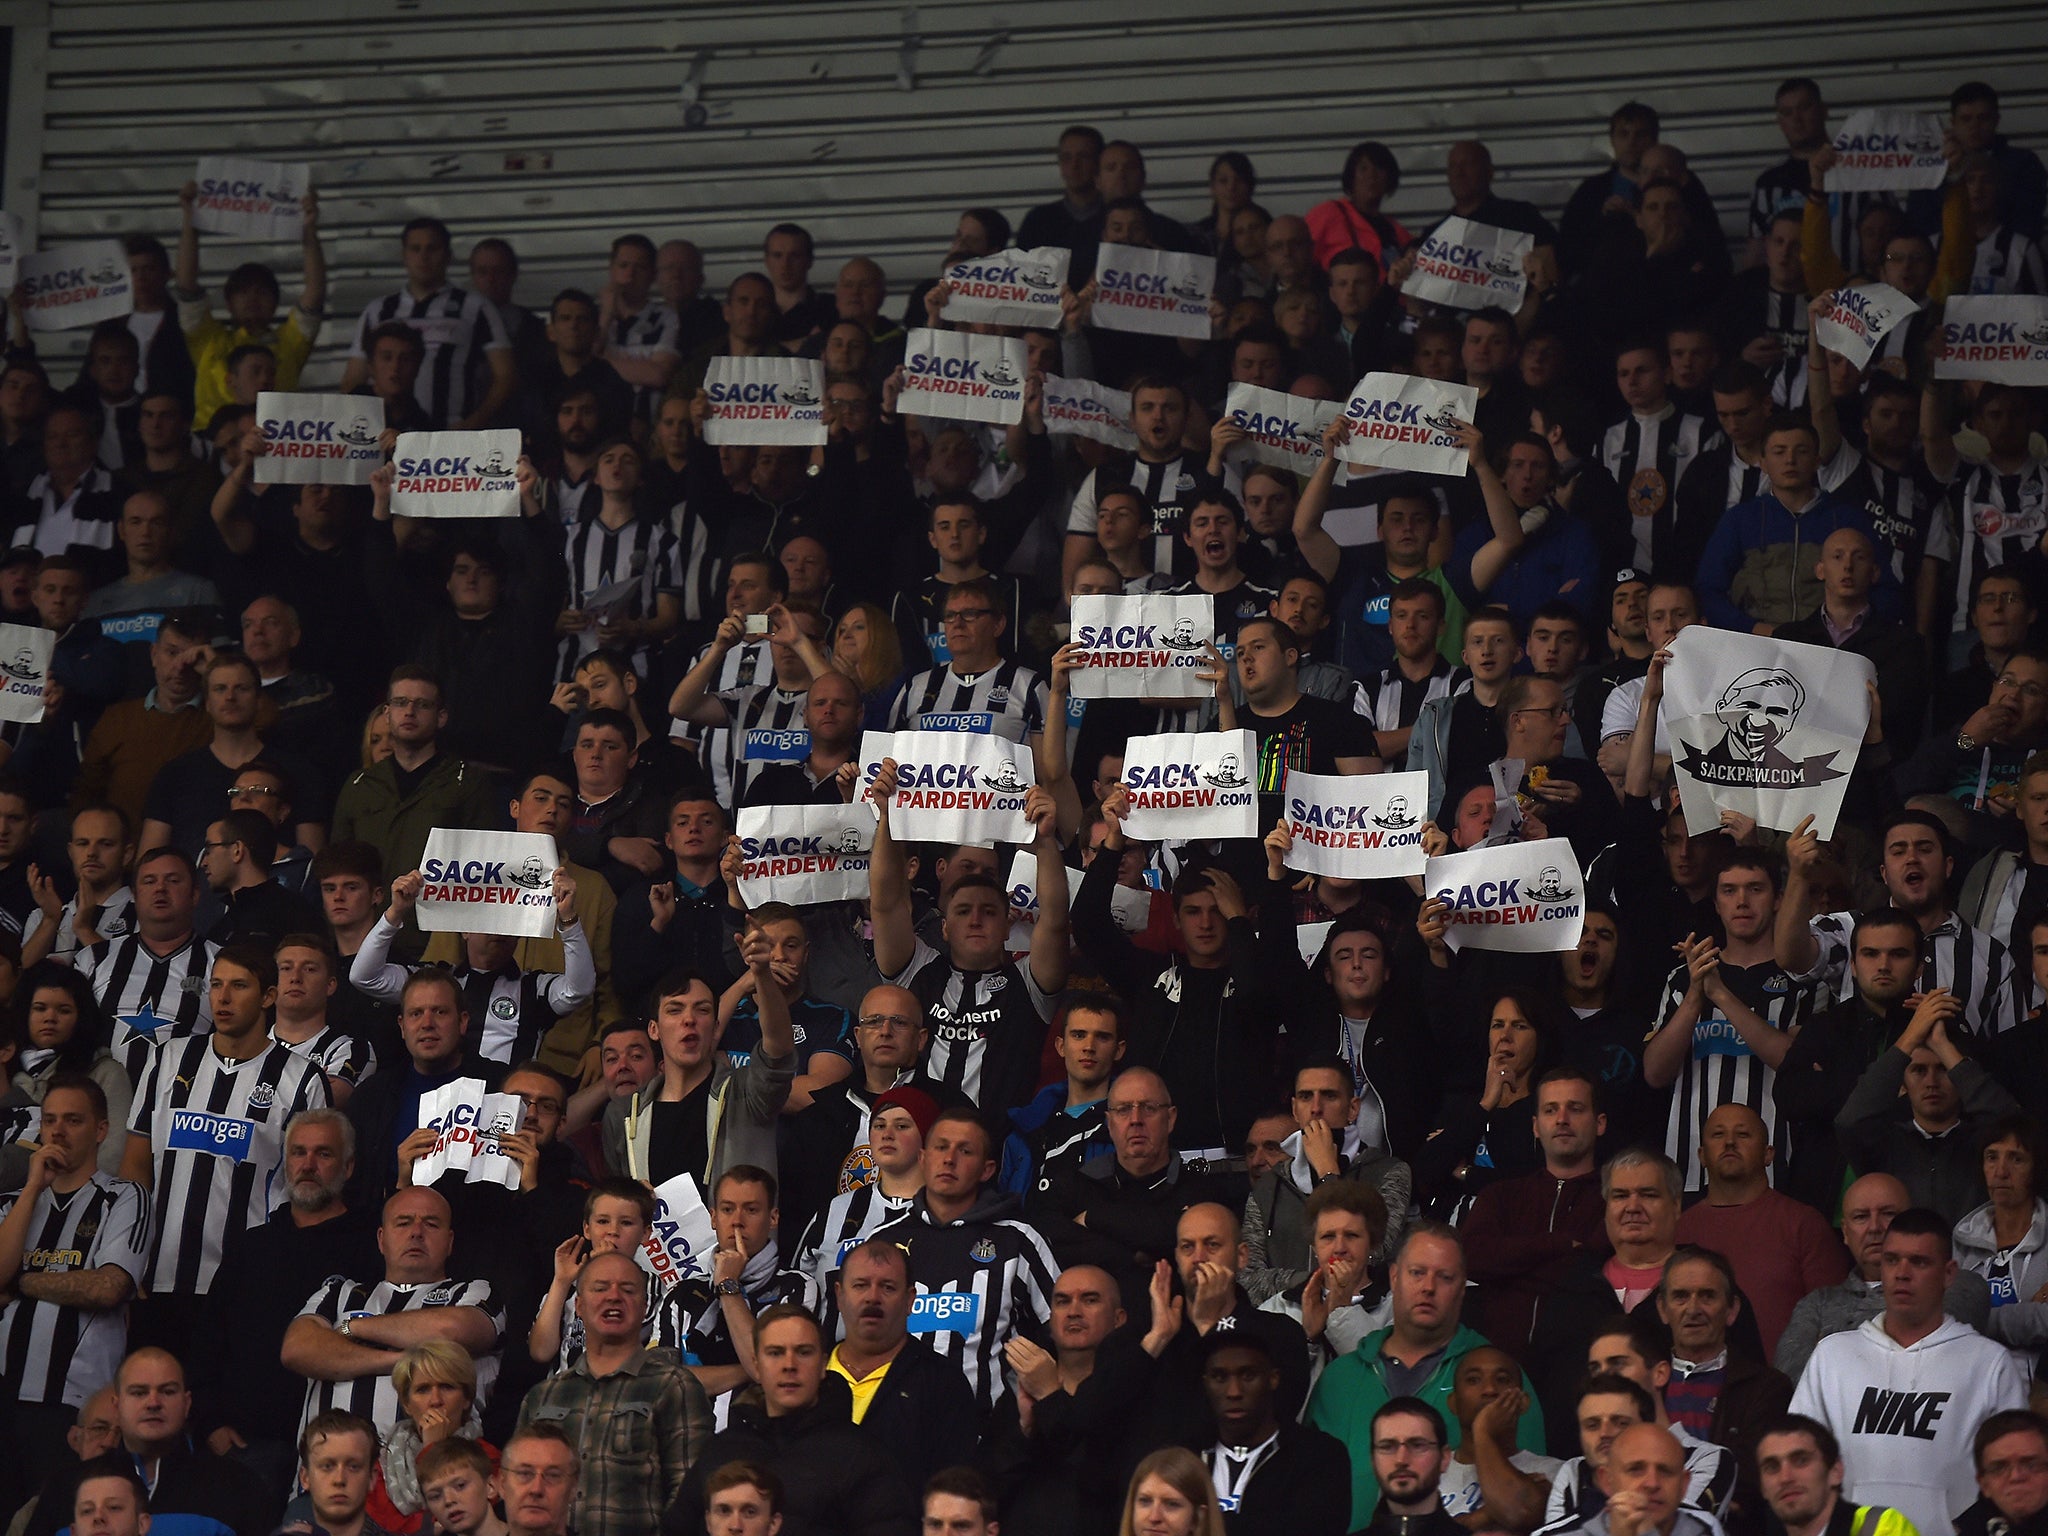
top-left (908, 1289), bottom-right (982, 1336)
top-left (166, 1110), bottom-right (255, 1161)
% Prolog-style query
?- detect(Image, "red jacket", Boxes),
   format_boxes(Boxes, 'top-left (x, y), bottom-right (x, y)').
top-left (1460, 1166), bottom-right (1608, 1358)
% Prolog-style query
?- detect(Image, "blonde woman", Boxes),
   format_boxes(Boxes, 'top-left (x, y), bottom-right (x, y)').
top-left (360, 702), bottom-right (393, 769)
top-left (830, 601), bottom-right (904, 729)
top-left (371, 1341), bottom-right (493, 1534)
top-left (1119, 1448), bottom-right (1228, 1536)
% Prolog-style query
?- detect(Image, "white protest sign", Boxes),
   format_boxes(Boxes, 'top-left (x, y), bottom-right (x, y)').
top-left (0, 214), bottom-right (22, 290)
top-left (702, 356), bottom-right (827, 446)
top-left (899, 328), bottom-right (1027, 426)
top-left (191, 156), bottom-right (310, 241)
top-left (1660, 626), bottom-right (1873, 839)
top-left (1296, 920), bottom-right (1333, 968)
top-left (733, 804), bottom-right (877, 907)
top-left (1119, 729), bottom-right (1260, 842)
top-left (19, 242), bottom-right (133, 332)
top-left (1937, 296), bottom-right (2048, 385)
top-left (637, 1172), bottom-right (717, 1287)
top-left (417, 829), bottom-right (560, 939)
top-left (0, 624), bottom-right (54, 724)
top-left (390, 430), bottom-right (521, 518)
top-left (1404, 217), bottom-right (1534, 310)
top-left (1335, 374), bottom-right (1477, 478)
top-left (1223, 384), bottom-right (1343, 475)
top-left (255, 392), bottom-right (384, 486)
top-left (860, 729), bottom-right (1034, 847)
top-left (1813, 284), bottom-right (1919, 369)
top-left (1281, 770), bottom-right (1430, 880)
top-left (941, 246), bottom-right (1070, 328)
top-left (412, 1079), bottom-right (528, 1190)
top-left (1829, 108), bottom-right (1948, 192)
top-left (1068, 593), bottom-right (1218, 700)
top-left (1092, 243), bottom-right (1215, 339)
top-left (1041, 375), bottom-right (1136, 449)
top-left (1425, 837), bottom-right (1585, 954)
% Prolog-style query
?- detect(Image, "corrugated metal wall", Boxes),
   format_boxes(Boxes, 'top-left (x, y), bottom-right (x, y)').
top-left (18, 0), bottom-right (2048, 378)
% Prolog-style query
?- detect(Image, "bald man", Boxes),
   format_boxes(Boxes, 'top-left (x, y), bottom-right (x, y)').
top-left (1583, 1424), bottom-right (1720, 1536)
top-left (1771, 524), bottom-right (1931, 758)
top-left (1675, 1103), bottom-right (1848, 1356)
top-left (1774, 1171), bottom-right (1992, 1380)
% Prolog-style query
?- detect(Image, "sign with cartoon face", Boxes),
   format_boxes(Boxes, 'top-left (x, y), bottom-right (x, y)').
top-left (0, 622), bottom-right (54, 724)
top-left (1828, 108), bottom-right (1949, 192)
top-left (1424, 837), bottom-right (1585, 954)
top-left (1936, 296), bottom-right (2048, 386)
top-left (19, 241), bottom-right (134, 332)
top-left (255, 392), bottom-right (385, 485)
top-left (417, 829), bottom-right (560, 938)
top-left (702, 355), bottom-right (828, 446)
top-left (941, 245), bottom-right (1071, 328)
top-left (1813, 283), bottom-right (1919, 369)
top-left (1661, 627), bottom-right (1874, 838)
top-left (413, 1078), bottom-right (528, 1189)
top-left (1222, 383), bottom-right (1345, 475)
top-left (1119, 729), bottom-right (1260, 842)
top-left (1092, 243), bottom-right (1216, 340)
top-left (734, 803), bottom-right (877, 906)
top-left (1068, 593), bottom-right (1219, 700)
top-left (390, 429), bottom-right (522, 517)
top-left (1402, 216), bottom-right (1534, 311)
top-left (859, 729), bottom-right (1034, 846)
top-left (899, 328), bottom-right (1029, 426)
top-left (1281, 769), bottom-right (1431, 880)
top-left (1335, 373), bottom-right (1478, 478)
top-left (192, 155), bottom-right (311, 241)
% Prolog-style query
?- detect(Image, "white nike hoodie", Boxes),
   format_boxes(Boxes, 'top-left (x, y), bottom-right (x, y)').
top-left (1789, 1314), bottom-right (2026, 1536)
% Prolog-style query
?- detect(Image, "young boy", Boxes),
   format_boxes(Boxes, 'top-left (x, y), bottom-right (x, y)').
top-left (527, 1178), bottom-right (659, 1369)
top-left (418, 1438), bottom-right (508, 1536)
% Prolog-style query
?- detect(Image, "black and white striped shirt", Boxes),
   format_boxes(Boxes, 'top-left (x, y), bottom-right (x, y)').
top-left (1657, 958), bottom-right (1820, 1192)
top-left (348, 285), bottom-right (511, 429)
top-left (296, 1274), bottom-right (503, 1434)
top-left (558, 513), bottom-right (681, 679)
top-left (77, 932), bottom-right (219, 1086)
top-left (276, 1023), bottom-right (377, 1092)
top-left (799, 1184), bottom-right (916, 1305)
top-left (13, 466), bottom-right (119, 557)
top-left (893, 938), bottom-right (1055, 1114)
top-left (1934, 459), bottom-right (2048, 624)
top-left (889, 661), bottom-right (1048, 744)
top-left (22, 888), bottom-right (133, 966)
top-left (1831, 446), bottom-right (1949, 587)
top-left (718, 683), bottom-right (809, 811)
top-left (676, 638), bottom-right (774, 810)
top-left (608, 302), bottom-right (680, 423)
top-left (1803, 910), bottom-right (2015, 1036)
top-left (0, 1172), bottom-right (149, 1406)
top-left (1599, 410), bottom-right (1718, 568)
top-left (661, 500), bottom-right (721, 627)
top-left (1353, 656), bottom-right (1458, 735)
top-left (128, 1035), bottom-right (329, 1295)
top-left (1967, 226), bottom-right (2047, 296)
top-left (1066, 458), bottom-right (1244, 581)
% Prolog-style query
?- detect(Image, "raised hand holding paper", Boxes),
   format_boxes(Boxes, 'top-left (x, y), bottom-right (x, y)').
top-left (390, 430), bottom-right (521, 517)
top-left (192, 156), bottom-right (310, 240)
top-left (1660, 627), bottom-right (1872, 839)
top-left (1040, 375), bottom-right (1136, 449)
top-left (0, 624), bottom-right (54, 724)
top-left (1223, 384), bottom-right (1344, 474)
top-left (1813, 284), bottom-right (1919, 369)
top-left (860, 729), bottom-right (1034, 846)
top-left (1068, 594), bottom-right (1219, 700)
top-left (940, 246), bottom-right (1070, 328)
top-left (1281, 770), bottom-right (1431, 879)
top-left (256, 392), bottom-right (384, 486)
top-left (416, 829), bottom-right (561, 938)
top-left (1424, 838), bottom-right (1585, 954)
top-left (413, 1079), bottom-right (528, 1190)
top-left (1937, 296), bottom-right (2048, 385)
top-left (1119, 729), bottom-right (1260, 842)
top-left (733, 804), bottom-right (877, 906)
top-left (1091, 243), bottom-right (1216, 339)
top-left (1403, 217), bottom-right (1533, 310)
top-left (637, 1173), bottom-right (717, 1286)
top-left (900, 329), bottom-right (1028, 426)
top-left (702, 356), bottom-right (827, 446)
top-left (1335, 374), bottom-right (1478, 478)
top-left (20, 242), bottom-right (133, 332)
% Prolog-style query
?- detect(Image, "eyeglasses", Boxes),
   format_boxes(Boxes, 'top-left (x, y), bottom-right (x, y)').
top-left (1984, 1456), bottom-right (2048, 1480)
top-left (226, 785), bottom-right (278, 800)
top-left (1106, 1100), bottom-right (1170, 1120)
top-left (856, 1014), bottom-right (918, 1034)
top-left (510, 1092), bottom-right (564, 1116)
top-left (1513, 705), bottom-right (1567, 718)
top-left (505, 1467), bottom-right (574, 1487)
top-left (387, 695), bottom-right (437, 712)
top-left (942, 609), bottom-right (997, 625)
top-left (1371, 1438), bottom-right (1441, 1458)
top-left (200, 840), bottom-right (233, 853)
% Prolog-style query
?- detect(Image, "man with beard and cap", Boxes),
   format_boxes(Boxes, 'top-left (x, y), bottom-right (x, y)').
top-left (1195, 1326), bottom-right (1351, 1536)
top-left (190, 1108), bottom-right (379, 1495)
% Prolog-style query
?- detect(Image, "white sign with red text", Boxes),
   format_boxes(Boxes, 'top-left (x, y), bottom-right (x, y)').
top-left (702, 356), bottom-right (827, 446)
top-left (1335, 374), bottom-right (1476, 478)
top-left (1936, 296), bottom-right (2048, 385)
top-left (390, 430), bottom-right (521, 517)
top-left (734, 804), bottom-right (876, 906)
top-left (1069, 593), bottom-right (1218, 700)
top-left (1092, 243), bottom-right (1215, 340)
top-left (1813, 284), bottom-right (1919, 369)
top-left (1425, 838), bottom-right (1585, 954)
top-left (20, 242), bottom-right (133, 332)
top-left (417, 829), bottom-right (560, 939)
top-left (414, 1079), bottom-right (527, 1190)
top-left (192, 156), bottom-right (310, 241)
top-left (1829, 109), bottom-right (1948, 192)
top-left (1119, 729), bottom-right (1260, 842)
top-left (859, 730), bottom-right (1034, 847)
top-left (1224, 383), bottom-right (1343, 475)
top-left (899, 328), bottom-right (1027, 426)
top-left (255, 392), bottom-right (384, 486)
top-left (940, 246), bottom-right (1070, 328)
top-left (0, 624), bottom-right (53, 724)
top-left (1281, 770), bottom-right (1431, 879)
top-left (637, 1172), bottom-right (717, 1286)
top-left (1041, 375), bottom-right (1136, 449)
top-left (1403, 217), bottom-right (1533, 310)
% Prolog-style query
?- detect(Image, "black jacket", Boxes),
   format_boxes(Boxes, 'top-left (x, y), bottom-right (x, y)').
top-left (1774, 607), bottom-right (1931, 760)
top-left (673, 1375), bottom-right (917, 1536)
top-left (1212, 1421), bottom-right (1352, 1536)
top-left (849, 1336), bottom-right (981, 1490)
top-left (778, 1073), bottom-right (952, 1243)
top-left (1038, 1154), bottom-right (1229, 1305)
top-left (28, 1441), bottom-right (271, 1536)
top-left (613, 875), bottom-right (742, 1014)
top-left (983, 1328), bottom-right (1161, 1536)
top-left (1774, 994), bottom-right (1910, 1212)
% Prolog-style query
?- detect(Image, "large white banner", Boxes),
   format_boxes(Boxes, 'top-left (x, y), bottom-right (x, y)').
top-left (390, 430), bottom-right (521, 518)
top-left (859, 729), bottom-right (1034, 846)
top-left (191, 156), bottom-right (310, 241)
top-left (1812, 284), bottom-right (1919, 369)
top-left (1936, 296), bottom-right (2048, 385)
top-left (1120, 729), bottom-right (1260, 842)
top-left (256, 392), bottom-right (384, 485)
top-left (941, 246), bottom-right (1070, 328)
top-left (1068, 593), bottom-right (1218, 700)
top-left (0, 214), bottom-right (22, 290)
top-left (414, 1079), bottom-right (528, 1190)
top-left (1335, 374), bottom-right (1476, 478)
top-left (1041, 375), bottom-right (1136, 449)
top-left (417, 829), bottom-right (560, 938)
top-left (1829, 109), bottom-right (1949, 192)
top-left (1425, 838), bottom-right (1585, 954)
top-left (1223, 384), bottom-right (1344, 475)
top-left (1661, 627), bottom-right (1873, 839)
top-left (0, 623), bottom-right (54, 725)
top-left (20, 242), bottom-right (133, 332)
top-left (899, 328), bottom-right (1027, 426)
top-left (1092, 243), bottom-right (1215, 339)
top-left (636, 1172), bottom-right (717, 1287)
top-left (1281, 770), bottom-right (1430, 879)
top-left (1404, 217), bottom-right (1533, 310)
top-left (702, 356), bottom-right (827, 446)
top-left (733, 804), bottom-right (877, 906)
